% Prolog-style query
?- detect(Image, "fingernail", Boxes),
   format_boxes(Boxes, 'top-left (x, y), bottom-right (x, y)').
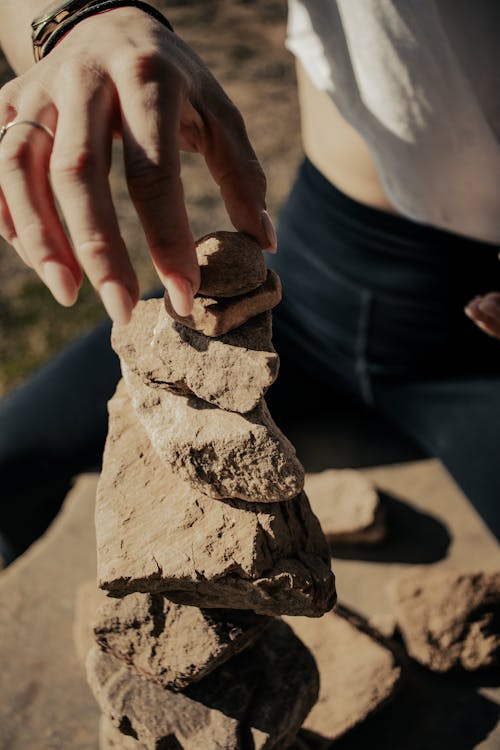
top-left (100, 280), bottom-right (134, 324)
top-left (165, 275), bottom-right (194, 317)
top-left (42, 261), bottom-right (78, 306)
top-left (261, 210), bottom-right (277, 253)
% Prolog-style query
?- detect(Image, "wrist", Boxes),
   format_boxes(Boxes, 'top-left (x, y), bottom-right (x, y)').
top-left (33, 0), bottom-right (174, 61)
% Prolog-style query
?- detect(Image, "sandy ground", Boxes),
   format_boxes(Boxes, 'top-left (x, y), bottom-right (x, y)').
top-left (0, 0), bottom-right (302, 394)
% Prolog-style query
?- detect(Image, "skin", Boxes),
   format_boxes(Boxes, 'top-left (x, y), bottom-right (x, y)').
top-left (0, 2), bottom-right (496, 339)
top-left (296, 61), bottom-right (500, 340)
top-left (0, 2), bottom-right (275, 323)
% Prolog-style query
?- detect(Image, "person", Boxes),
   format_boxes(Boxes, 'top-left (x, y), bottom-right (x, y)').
top-left (0, 0), bottom-right (499, 561)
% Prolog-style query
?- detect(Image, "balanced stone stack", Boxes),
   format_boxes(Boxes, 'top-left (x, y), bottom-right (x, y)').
top-left (87, 232), bottom-right (337, 749)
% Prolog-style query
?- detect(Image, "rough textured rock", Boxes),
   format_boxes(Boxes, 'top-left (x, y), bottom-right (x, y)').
top-left (196, 231), bottom-right (267, 297)
top-left (305, 469), bottom-right (386, 545)
top-left (113, 299), bottom-right (279, 413)
top-left (94, 593), bottom-right (270, 690)
top-left (153, 307), bottom-right (279, 413)
top-left (284, 606), bottom-right (401, 741)
top-left (96, 387), bottom-right (335, 616)
top-left (100, 715), bottom-right (145, 749)
top-left (99, 716), bottom-right (304, 750)
top-left (87, 619), bottom-right (319, 750)
top-left (122, 367), bottom-right (304, 503)
top-left (389, 569), bottom-right (500, 672)
top-left (164, 269), bottom-right (282, 337)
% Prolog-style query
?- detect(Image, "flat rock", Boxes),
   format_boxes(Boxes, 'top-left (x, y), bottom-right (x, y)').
top-left (304, 469), bottom-right (386, 545)
top-left (164, 269), bottom-right (282, 337)
top-left (113, 299), bottom-right (279, 414)
top-left (284, 606), bottom-right (401, 741)
top-left (0, 476), bottom-right (100, 750)
top-left (94, 592), bottom-right (270, 690)
top-left (389, 568), bottom-right (500, 672)
top-left (122, 367), bottom-right (304, 503)
top-left (196, 231), bottom-right (267, 297)
top-left (96, 387), bottom-right (335, 616)
top-left (87, 619), bottom-right (319, 750)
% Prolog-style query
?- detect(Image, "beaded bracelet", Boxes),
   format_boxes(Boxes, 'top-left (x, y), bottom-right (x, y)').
top-left (41, 0), bottom-right (174, 58)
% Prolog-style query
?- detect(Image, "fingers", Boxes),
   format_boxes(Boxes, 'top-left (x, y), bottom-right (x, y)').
top-left (51, 72), bottom-right (139, 323)
top-left (0, 101), bottom-right (84, 306)
top-left (0, 185), bottom-right (30, 265)
top-left (113, 56), bottom-right (198, 316)
top-left (465, 293), bottom-right (500, 339)
top-left (198, 98), bottom-right (276, 252)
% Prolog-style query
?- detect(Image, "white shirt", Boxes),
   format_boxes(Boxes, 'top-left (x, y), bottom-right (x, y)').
top-left (286, 0), bottom-right (500, 244)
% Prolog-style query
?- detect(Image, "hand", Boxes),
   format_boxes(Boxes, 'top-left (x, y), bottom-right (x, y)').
top-left (0, 8), bottom-right (274, 323)
top-left (465, 293), bottom-right (500, 339)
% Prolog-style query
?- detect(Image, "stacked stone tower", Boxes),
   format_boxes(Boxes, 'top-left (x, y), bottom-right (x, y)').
top-left (86, 232), bottom-right (336, 749)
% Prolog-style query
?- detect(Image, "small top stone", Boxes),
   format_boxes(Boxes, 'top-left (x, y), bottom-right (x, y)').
top-left (196, 231), bottom-right (267, 298)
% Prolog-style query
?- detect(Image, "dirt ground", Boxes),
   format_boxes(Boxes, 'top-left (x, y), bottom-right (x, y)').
top-left (0, 0), bottom-right (302, 395)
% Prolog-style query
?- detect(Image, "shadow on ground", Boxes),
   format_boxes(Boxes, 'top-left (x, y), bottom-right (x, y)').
top-left (331, 491), bottom-right (451, 564)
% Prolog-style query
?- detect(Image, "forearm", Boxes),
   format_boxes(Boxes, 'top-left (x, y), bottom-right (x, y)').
top-left (0, 0), bottom-right (50, 73)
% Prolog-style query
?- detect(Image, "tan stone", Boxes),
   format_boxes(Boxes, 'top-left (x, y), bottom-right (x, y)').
top-left (99, 712), bottom-right (302, 750)
top-left (96, 388), bottom-right (335, 616)
top-left (196, 231), bottom-right (267, 297)
top-left (100, 715), bottom-right (145, 749)
top-left (153, 306), bottom-right (279, 413)
top-left (87, 619), bottom-right (319, 750)
top-left (122, 369), bottom-right (304, 503)
top-left (94, 593), bottom-right (270, 690)
top-left (113, 299), bottom-right (279, 413)
top-left (0, 476), bottom-right (100, 750)
top-left (74, 580), bottom-right (110, 666)
top-left (389, 568), bottom-right (500, 672)
top-left (164, 269), bottom-right (282, 337)
top-left (305, 469), bottom-right (386, 545)
top-left (284, 606), bottom-right (401, 741)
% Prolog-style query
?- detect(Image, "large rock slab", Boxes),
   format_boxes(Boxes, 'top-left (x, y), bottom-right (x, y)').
top-left (112, 299), bottom-right (279, 413)
top-left (195, 231), bottom-right (267, 297)
top-left (389, 569), bottom-right (500, 672)
top-left (164, 269), bottom-right (282, 337)
top-left (87, 619), bottom-right (319, 750)
top-left (0, 476), bottom-right (100, 750)
top-left (122, 367), bottom-right (304, 503)
top-left (94, 592), bottom-right (270, 690)
top-left (284, 606), bottom-right (401, 742)
top-left (96, 386), bottom-right (335, 616)
top-left (304, 469), bottom-right (386, 545)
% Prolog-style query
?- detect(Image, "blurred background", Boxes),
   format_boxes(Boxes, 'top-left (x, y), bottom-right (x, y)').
top-left (0, 0), bottom-right (301, 396)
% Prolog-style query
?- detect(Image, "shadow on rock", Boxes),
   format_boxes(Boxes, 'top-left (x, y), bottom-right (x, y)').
top-left (331, 492), bottom-right (451, 565)
top-left (328, 641), bottom-right (500, 750)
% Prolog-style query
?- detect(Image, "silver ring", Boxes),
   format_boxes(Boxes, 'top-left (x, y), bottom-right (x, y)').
top-left (0, 119), bottom-right (55, 145)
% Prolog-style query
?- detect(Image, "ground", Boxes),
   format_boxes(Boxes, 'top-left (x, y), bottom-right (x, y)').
top-left (0, 0), bottom-right (301, 394)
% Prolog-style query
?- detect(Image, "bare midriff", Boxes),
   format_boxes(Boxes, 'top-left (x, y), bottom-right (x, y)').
top-left (296, 60), bottom-right (398, 214)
